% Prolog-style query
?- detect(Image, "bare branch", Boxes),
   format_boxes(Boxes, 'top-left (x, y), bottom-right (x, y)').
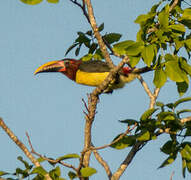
top-left (93, 149), bottom-right (112, 179)
top-left (84, 0), bottom-right (115, 68)
top-left (111, 141), bottom-right (145, 180)
top-left (169, 0), bottom-right (179, 12)
top-left (137, 75), bottom-right (153, 98)
top-left (0, 118), bottom-right (52, 180)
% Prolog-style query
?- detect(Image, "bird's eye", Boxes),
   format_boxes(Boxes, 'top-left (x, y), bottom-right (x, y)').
top-left (64, 60), bottom-right (70, 67)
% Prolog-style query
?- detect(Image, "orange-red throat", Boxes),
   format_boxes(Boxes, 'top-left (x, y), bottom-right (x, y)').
top-left (34, 59), bottom-right (81, 81)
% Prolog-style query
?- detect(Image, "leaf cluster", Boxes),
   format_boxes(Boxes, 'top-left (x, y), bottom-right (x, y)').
top-left (111, 97), bottom-right (191, 178)
top-left (0, 154), bottom-right (97, 180)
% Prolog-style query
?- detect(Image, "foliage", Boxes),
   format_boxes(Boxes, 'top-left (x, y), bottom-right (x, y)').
top-left (112, 97), bottom-right (191, 178)
top-left (1, 0), bottom-right (191, 180)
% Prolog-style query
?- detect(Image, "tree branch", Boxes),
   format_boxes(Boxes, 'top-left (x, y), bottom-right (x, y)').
top-left (69, 0), bottom-right (90, 23)
top-left (82, 56), bottom-right (130, 168)
top-left (84, 0), bottom-right (115, 68)
top-left (93, 149), bottom-right (112, 179)
top-left (111, 76), bottom-right (160, 179)
top-left (0, 118), bottom-right (52, 180)
top-left (111, 141), bottom-right (145, 180)
top-left (26, 132), bottom-right (78, 173)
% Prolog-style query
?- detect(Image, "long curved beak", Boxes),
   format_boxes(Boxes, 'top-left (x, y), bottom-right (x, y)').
top-left (34, 61), bottom-right (65, 75)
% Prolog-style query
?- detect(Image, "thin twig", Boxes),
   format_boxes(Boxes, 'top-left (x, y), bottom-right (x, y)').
top-left (69, 0), bottom-right (90, 23)
top-left (26, 132), bottom-right (78, 172)
top-left (0, 118), bottom-right (52, 180)
top-left (89, 124), bottom-right (137, 152)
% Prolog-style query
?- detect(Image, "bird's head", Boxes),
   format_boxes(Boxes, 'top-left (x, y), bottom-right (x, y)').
top-left (34, 59), bottom-right (81, 80)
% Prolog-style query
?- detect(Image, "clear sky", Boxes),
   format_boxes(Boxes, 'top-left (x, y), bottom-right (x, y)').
top-left (0, 0), bottom-right (191, 180)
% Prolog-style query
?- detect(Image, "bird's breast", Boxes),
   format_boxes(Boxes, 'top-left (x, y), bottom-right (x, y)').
top-left (75, 70), bottom-right (109, 86)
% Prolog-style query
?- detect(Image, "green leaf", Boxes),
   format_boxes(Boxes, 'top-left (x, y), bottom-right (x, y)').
top-left (0, 171), bottom-right (9, 176)
top-left (113, 40), bottom-right (135, 55)
top-left (17, 156), bottom-right (32, 170)
top-left (47, 0), bottom-right (59, 3)
top-left (174, 97), bottom-right (191, 108)
top-left (160, 140), bottom-right (178, 155)
top-left (65, 43), bottom-right (79, 56)
top-left (20, 0), bottom-right (43, 5)
top-left (57, 154), bottom-right (80, 161)
top-left (180, 145), bottom-right (191, 161)
top-left (103, 33), bottom-right (122, 44)
top-left (150, 1), bottom-right (161, 13)
top-left (125, 42), bottom-right (143, 56)
top-left (88, 43), bottom-right (98, 54)
top-left (165, 61), bottom-right (188, 83)
top-left (178, 109), bottom-right (191, 116)
top-left (98, 23), bottom-right (104, 32)
top-left (177, 109), bottom-right (191, 116)
top-left (181, 8), bottom-right (191, 21)
top-left (129, 56), bottom-right (141, 67)
top-left (174, 39), bottom-right (184, 51)
top-left (158, 6), bottom-right (169, 28)
top-left (68, 171), bottom-right (77, 179)
top-left (80, 167), bottom-right (97, 177)
top-left (185, 128), bottom-right (191, 136)
top-left (134, 14), bottom-right (150, 24)
top-left (49, 166), bottom-right (61, 179)
top-left (179, 8), bottom-right (191, 29)
top-left (31, 167), bottom-right (47, 176)
top-left (110, 135), bottom-right (136, 149)
top-left (156, 101), bottom-right (164, 107)
top-left (179, 57), bottom-right (191, 76)
top-left (119, 119), bottom-right (138, 126)
top-left (185, 39), bottom-right (191, 50)
top-left (140, 108), bottom-right (157, 121)
top-left (165, 103), bottom-right (174, 109)
top-left (158, 154), bottom-right (177, 168)
top-left (81, 54), bottom-right (93, 61)
top-left (153, 68), bottom-right (167, 88)
top-left (76, 32), bottom-right (90, 44)
top-left (187, 160), bottom-right (191, 172)
top-left (182, 157), bottom-right (187, 178)
top-left (137, 130), bottom-right (150, 141)
top-left (164, 54), bottom-right (177, 61)
top-left (157, 111), bottom-right (176, 121)
top-left (169, 24), bottom-right (185, 33)
top-left (176, 82), bottom-right (189, 96)
top-left (93, 49), bottom-right (104, 60)
top-left (141, 44), bottom-right (155, 67)
top-left (37, 157), bottom-right (46, 163)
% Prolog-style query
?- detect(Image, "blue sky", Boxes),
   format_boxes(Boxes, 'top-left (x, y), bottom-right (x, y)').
top-left (0, 0), bottom-right (191, 180)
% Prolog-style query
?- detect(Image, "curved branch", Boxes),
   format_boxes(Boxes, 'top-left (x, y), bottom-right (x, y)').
top-left (0, 118), bottom-right (52, 180)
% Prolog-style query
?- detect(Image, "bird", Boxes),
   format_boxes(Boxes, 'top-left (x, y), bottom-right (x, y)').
top-left (34, 59), bottom-right (151, 93)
